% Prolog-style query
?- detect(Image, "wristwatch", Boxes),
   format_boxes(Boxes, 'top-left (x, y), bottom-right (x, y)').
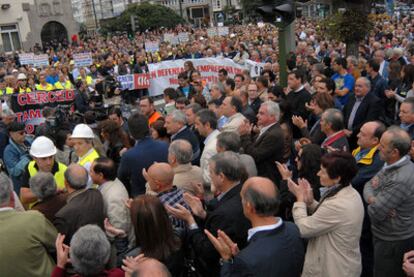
top-left (219, 258), bottom-right (234, 266)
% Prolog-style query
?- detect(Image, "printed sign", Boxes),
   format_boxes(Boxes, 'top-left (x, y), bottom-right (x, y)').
top-left (33, 54), bottom-right (49, 67)
top-left (73, 52), bottom-right (93, 67)
top-left (19, 53), bottom-right (34, 65)
top-left (178, 32), bottom-right (189, 43)
top-left (145, 41), bottom-right (160, 53)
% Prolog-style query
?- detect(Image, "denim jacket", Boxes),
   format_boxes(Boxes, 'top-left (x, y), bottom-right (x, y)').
top-left (3, 137), bottom-right (32, 192)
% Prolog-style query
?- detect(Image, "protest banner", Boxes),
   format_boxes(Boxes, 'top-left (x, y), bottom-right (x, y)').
top-left (163, 33), bottom-right (175, 44)
top-left (19, 53), bottom-right (34, 65)
top-left (178, 32), bottom-right (189, 43)
top-left (245, 59), bottom-right (265, 78)
top-left (33, 54), bottom-right (49, 68)
top-left (207, 28), bottom-right (217, 38)
top-left (117, 74), bottom-right (150, 90)
top-left (145, 40), bottom-right (160, 53)
top-left (147, 58), bottom-right (245, 96)
top-left (73, 52), bottom-right (93, 67)
top-left (10, 90), bottom-right (76, 134)
top-left (218, 27), bottom-right (229, 36)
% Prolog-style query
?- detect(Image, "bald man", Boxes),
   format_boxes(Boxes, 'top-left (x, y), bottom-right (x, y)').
top-left (143, 162), bottom-right (189, 229)
top-left (207, 177), bottom-right (305, 276)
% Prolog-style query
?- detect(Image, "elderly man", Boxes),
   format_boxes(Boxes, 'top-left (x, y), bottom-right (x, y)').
top-left (165, 110), bottom-right (200, 163)
top-left (220, 96), bottom-right (246, 133)
top-left (194, 109), bottom-right (220, 186)
top-left (239, 101), bottom-right (285, 186)
top-left (343, 77), bottom-right (383, 149)
top-left (30, 172), bottom-right (67, 222)
top-left (54, 164), bottom-right (105, 245)
top-left (166, 152), bottom-right (250, 276)
top-left (0, 174), bottom-right (57, 277)
top-left (399, 97), bottom-right (414, 139)
top-left (20, 136), bottom-right (67, 207)
top-left (320, 108), bottom-right (350, 152)
top-left (143, 162), bottom-right (189, 229)
top-left (168, 140), bottom-right (203, 196)
top-left (364, 127), bottom-right (414, 277)
top-left (90, 157), bottom-right (134, 252)
top-left (206, 177), bottom-right (305, 276)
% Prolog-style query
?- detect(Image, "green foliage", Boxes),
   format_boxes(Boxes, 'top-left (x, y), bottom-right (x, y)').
top-left (320, 9), bottom-right (373, 43)
top-left (100, 2), bottom-right (185, 35)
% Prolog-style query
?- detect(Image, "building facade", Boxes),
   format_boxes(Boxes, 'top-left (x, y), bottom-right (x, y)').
top-left (0, 0), bottom-right (78, 52)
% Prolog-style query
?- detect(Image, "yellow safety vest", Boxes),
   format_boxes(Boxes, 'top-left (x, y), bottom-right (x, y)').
top-left (19, 87), bottom-right (32, 93)
top-left (78, 148), bottom-right (100, 167)
top-left (54, 80), bottom-right (73, 90)
top-left (77, 75), bottom-right (93, 86)
top-left (0, 87), bottom-right (15, 95)
top-left (27, 160), bottom-right (67, 208)
top-left (35, 83), bottom-right (54, 91)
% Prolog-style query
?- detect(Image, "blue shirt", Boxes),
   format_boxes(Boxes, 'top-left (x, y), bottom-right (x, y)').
top-left (46, 75), bottom-right (59, 85)
top-left (332, 73), bottom-right (355, 106)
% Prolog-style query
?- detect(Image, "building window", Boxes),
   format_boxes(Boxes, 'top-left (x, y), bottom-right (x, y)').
top-left (216, 0), bottom-right (220, 8)
top-left (1, 24), bottom-right (21, 52)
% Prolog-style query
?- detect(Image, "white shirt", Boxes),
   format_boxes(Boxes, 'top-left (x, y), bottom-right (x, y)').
top-left (257, 122), bottom-right (276, 140)
top-left (379, 60), bottom-right (386, 76)
top-left (204, 129), bottom-right (220, 146)
top-left (247, 217), bottom-right (283, 241)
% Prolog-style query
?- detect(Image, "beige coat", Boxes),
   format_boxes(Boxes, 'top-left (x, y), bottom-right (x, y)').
top-left (173, 163), bottom-right (203, 195)
top-left (221, 112), bottom-right (246, 133)
top-left (292, 185), bottom-right (364, 277)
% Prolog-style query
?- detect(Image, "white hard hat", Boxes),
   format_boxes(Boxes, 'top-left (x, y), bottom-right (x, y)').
top-left (30, 136), bottom-right (57, 158)
top-left (71, 124), bottom-right (95, 139)
top-left (17, 73), bottom-right (27, 80)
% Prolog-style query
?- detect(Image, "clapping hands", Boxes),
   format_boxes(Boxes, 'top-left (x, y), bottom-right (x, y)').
top-left (287, 178), bottom-right (314, 205)
top-left (205, 229), bottom-right (239, 261)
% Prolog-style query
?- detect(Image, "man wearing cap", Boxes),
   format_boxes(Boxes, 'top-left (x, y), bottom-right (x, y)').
top-left (71, 124), bottom-right (100, 186)
top-left (3, 122), bottom-right (32, 194)
top-left (19, 136), bottom-right (67, 208)
top-left (16, 73), bottom-right (31, 93)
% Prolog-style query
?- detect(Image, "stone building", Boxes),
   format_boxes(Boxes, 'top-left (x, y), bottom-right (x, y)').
top-left (0, 0), bottom-right (78, 52)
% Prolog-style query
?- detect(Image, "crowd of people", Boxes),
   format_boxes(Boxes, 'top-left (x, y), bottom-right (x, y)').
top-left (2, 14), bottom-right (414, 277)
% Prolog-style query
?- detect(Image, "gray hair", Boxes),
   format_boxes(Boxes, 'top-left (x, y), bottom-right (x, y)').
top-left (185, 103), bottom-right (202, 114)
top-left (169, 110), bottom-right (187, 125)
top-left (217, 132), bottom-right (241, 152)
top-left (262, 101), bottom-right (280, 121)
top-left (29, 172), bottom-right (56, 200)
top-left (169, 139), bottom-right (193, 164)
top-left (347, 55), bottom-right (358, 66)
top-left (70, 225), bottom-right (110, 276)
top-left (323, 108), bottom-right (344, 132)
top-left (210, 82), bottom-right (224, 94)
top-left (0, 173), bottom-right (11, 206)
top-left (243, 185), bottom-right (279, 216)
top-left (64, 164), bottom-right (88, 190)
top-left (357, 77), bottom-right (371, 91)
top-left (386, 126), bottom-right (411, 157)
top-left (209, 151), bottom-right (244, 182)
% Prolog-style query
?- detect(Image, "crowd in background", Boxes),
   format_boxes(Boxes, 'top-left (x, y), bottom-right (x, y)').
top-left (2, 14), bottom-right (414, 277)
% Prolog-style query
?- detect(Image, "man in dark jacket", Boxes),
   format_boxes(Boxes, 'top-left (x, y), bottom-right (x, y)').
top-left (118, 113), bottom-right (168, 196)
top-left (53, 164), bottom-right (105, 245)
top-left (166, 152), bottom-right (251, 276)
top-left (206, 177), bottom-right (305, 277)
top-left (239, 101), bottom-right (285, 187)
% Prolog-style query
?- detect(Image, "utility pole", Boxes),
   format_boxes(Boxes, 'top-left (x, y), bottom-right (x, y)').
top-left (91, 0), bottom-right (99, 30)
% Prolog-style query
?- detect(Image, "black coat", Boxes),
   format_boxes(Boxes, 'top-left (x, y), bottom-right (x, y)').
top-left (53, 189), bottom-right (105, 245)
top-left (343, 92), bottom-right (384, 149)
top-left (241, 123), bottom-right (285, 186)
top-left (221, 222), bottom-right (305, 277)
top-left (171, 127), bottom-right (200, 164)
top-left (285, 88), bottom-right (312, 139)
top-left (188, 184), bottom-right (251, 276)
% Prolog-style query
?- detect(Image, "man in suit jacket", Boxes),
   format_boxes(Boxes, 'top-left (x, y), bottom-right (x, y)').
top-left (53, 164), bottom-right (105, 245)
top-left (343, 77), bottom-right (384, 150)
top-left (194, 109), bottom-right (220, 187)
top-left (374, 50), bottom-right (389, 80)
top-left (239, 101), bottom-right (285, 186)
top-left (166, 152), bottom-right (251, 276)
top-left (91, 157), bottom-right (134, 251)
top-left (321, 108), bottom-right (350, 152)
top-left (165, 110), bottom-right (200, 163)
top-left (118, 113), bottom-right (169, 196)
top-left (206, 177), bottom-right (305, 277)
top-left (0, 174), bottom-right (57, 277)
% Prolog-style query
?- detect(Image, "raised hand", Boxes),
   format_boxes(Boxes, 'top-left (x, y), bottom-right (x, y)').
top-left (55, 233), bottom-right (70, 269)
top-left (275, 161), bottom-right (293, 181)
top-left (183, 192), bottom-right (206, 219)
top-left (204, 229), bottom-right (235, 261)
top-left (165, 203), bottom-right (195, 225)
top-left (104, 218), bottom-right (126, 237)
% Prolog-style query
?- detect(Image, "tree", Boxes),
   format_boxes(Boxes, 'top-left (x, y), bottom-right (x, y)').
top-left (100, 2), bottom-right (186, 35)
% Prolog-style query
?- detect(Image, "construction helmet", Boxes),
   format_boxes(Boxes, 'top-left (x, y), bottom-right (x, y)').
top-left (17, 73), bottom-right (27, 80)
top-left (30, 136), bottom-right (57, 158)
top-left (71, 124), bottom-right (95, 139)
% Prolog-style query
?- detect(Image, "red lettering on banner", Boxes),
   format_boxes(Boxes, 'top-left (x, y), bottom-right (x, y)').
top-left (25, 124), bottom-right (34, 134)
top-left (29, 109), bottom-right (41, 119)
top-left (134, 74), bottom-right (150, 89)
top-left (16, 90), bottom-right (75, 106)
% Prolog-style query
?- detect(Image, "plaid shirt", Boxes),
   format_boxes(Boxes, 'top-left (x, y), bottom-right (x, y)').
top-left (158, 186), bottom-right (189, 229)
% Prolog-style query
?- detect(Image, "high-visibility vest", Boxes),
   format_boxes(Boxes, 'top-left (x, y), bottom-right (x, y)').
top-left (27, 160), bottom-right (67, 208)
top-left (54, 80), bottom-right (73, 90)
top-left (35, 83), bottom-right (54, 91)
top-left (78, 148), bottom-right (100, 167)
top-left (0, 87), bottom-right (14, 95)
top-left (18, 87), bottom-right (32, 93)
top-left (77, 75), bottom-right (93, 86)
